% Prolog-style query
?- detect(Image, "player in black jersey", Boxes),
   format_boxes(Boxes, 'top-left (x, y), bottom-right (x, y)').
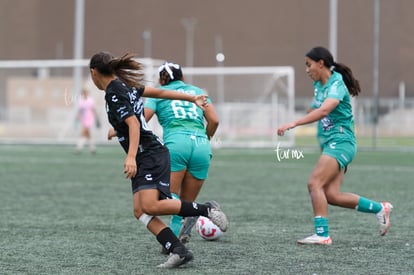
top-left (89, 51), bottom-right (228, 268)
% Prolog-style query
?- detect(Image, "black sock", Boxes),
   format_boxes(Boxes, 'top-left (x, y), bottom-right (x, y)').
top-left (178, 201), bottom-right (209, 217)
top-left (156, 227), bottom-right (183, 254)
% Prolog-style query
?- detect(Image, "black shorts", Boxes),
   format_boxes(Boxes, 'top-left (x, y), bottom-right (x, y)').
top-left (131, 149), bottom-right (172, 200)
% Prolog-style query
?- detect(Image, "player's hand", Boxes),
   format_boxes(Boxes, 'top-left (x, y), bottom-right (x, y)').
top-left (194, 95), bottom-right (209, 110)
top-left (277, 122), bottom-right (296, 136)
top-left (124, 156), bottom-right (137, 179)
top-left (107, 128), bottom-right (117, 140)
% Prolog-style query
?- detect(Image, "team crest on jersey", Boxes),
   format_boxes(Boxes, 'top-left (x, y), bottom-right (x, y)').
top-left (321, 117), bottom-right (334, 131)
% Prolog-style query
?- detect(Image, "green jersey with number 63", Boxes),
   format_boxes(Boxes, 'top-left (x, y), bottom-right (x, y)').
top-left (144, 80), bottom-right (210, 138)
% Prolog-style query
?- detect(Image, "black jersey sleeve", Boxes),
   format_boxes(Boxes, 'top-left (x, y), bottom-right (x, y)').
top-left (106, 91), bottom-right (134, 123)
top-left (105, 80), bottom-right (165, 155)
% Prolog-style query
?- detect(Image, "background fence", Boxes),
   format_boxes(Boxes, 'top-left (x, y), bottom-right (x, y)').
top-left (0, 59), bottom-right (413, 149)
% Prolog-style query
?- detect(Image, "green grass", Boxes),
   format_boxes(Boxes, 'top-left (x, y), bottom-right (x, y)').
top-left (0, 144), bottom-right (413, 274)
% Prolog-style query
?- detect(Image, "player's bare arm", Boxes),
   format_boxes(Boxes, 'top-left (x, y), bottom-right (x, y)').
top-left (277, 98), bottom-right (339, 136)
top-left (124, 115), bottom-right (140, 179)
top-left (204, 104), bottom-right (219, 139)
top-left (142, 86), bottom-right (208, 110)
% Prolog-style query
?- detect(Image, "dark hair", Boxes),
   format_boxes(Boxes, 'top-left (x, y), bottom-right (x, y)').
top-left (158, 62), bottom-right (183, 86)
top-left (89, 51), bottom-right (145, 88)
top-left (306, 46), bottom-right (361, 97)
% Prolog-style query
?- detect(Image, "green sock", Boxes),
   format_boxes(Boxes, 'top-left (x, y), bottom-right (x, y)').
top-left (314, 216), bottom-right (329, 237)
top-left (169, 193), bottom-right (183, 237)
top-left (356, 197), bottom-right (382, 213)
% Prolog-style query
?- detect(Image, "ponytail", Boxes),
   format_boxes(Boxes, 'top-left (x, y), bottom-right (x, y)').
top-left (306, 47), bottom-right (361, 97)
top-left (332, 62), bottom-right (361, 97)
top-left (108, 53), bottom-right (144, 88)
top-left (89, 52), bottom-right (145, 88)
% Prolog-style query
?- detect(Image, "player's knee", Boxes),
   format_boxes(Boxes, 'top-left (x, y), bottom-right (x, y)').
top-left (134, 207), bottom-right (155, 227)
top-left (307, 178), bottom-right (319, 192)
top-left (137, 213), bottom-right (154, 227)
top-left (140, 204), bottom-right (158, 216)
top-left (307, 176), bottom-right (327, 192)
top-left (134, 205), bottom-right (155, 218)
top-left (133, 208), bottom-right (143, 219)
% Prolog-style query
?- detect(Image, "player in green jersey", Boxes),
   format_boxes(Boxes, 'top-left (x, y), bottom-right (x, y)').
top-left (145, 62), bottom-right (219, 244)
top-left (277, 47), bottom-right (392, 245)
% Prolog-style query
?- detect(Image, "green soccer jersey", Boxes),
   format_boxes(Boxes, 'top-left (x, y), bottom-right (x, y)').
top-left (309, 71), bottom-right (356, 146)
top-left (144, 80), bottom-right (210, 139)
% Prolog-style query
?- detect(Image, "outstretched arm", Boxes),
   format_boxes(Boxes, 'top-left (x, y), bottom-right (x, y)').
top-left (143, 86), bottom-right (208, 110)
top-left (277, 98), bottom-right (339, 136)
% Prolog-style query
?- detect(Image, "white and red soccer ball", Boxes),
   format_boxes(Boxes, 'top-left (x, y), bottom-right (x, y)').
top-left (195, 216), bottom-right (224, 241)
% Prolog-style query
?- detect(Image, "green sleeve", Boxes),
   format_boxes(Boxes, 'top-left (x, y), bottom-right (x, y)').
top-left (326, 81), bottom-right (346, 101)
top-left (144, 98), bottom-right (157, 112)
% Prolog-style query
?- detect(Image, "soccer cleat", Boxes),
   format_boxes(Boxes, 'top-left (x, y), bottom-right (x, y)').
top-left (205, 200), bottom-right (221, 210)
top-left (297, 234), bottom-right (332, 245)
top-left (376, 202), bottom-right (393, 236)
top-left (178, 216), bottom-right (198, 244)
top-left (158, 247), bottom-right (193, 268)
top-left (205, 201), bottom-right (228, 232)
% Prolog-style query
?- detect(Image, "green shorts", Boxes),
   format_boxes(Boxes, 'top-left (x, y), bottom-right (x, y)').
top-left (321, 140), bottom-right (356, 170)
top-left (164, 132), bottom-right (212, 180)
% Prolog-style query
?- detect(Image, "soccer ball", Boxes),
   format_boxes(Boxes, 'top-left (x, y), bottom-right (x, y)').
top-left (195, 216), bottom-right (224, 241)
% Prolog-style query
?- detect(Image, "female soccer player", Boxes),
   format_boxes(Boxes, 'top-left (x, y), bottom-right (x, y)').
top-left (144, 62), bottom-right (219, 243)
top-left (89, 51), bottom-right (228, 267)
top-left (277, 46), bottom-right (392, 245)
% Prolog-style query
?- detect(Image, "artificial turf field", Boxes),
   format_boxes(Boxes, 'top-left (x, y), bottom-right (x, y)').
top-left (0, 144), bottom-right (413, 274)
